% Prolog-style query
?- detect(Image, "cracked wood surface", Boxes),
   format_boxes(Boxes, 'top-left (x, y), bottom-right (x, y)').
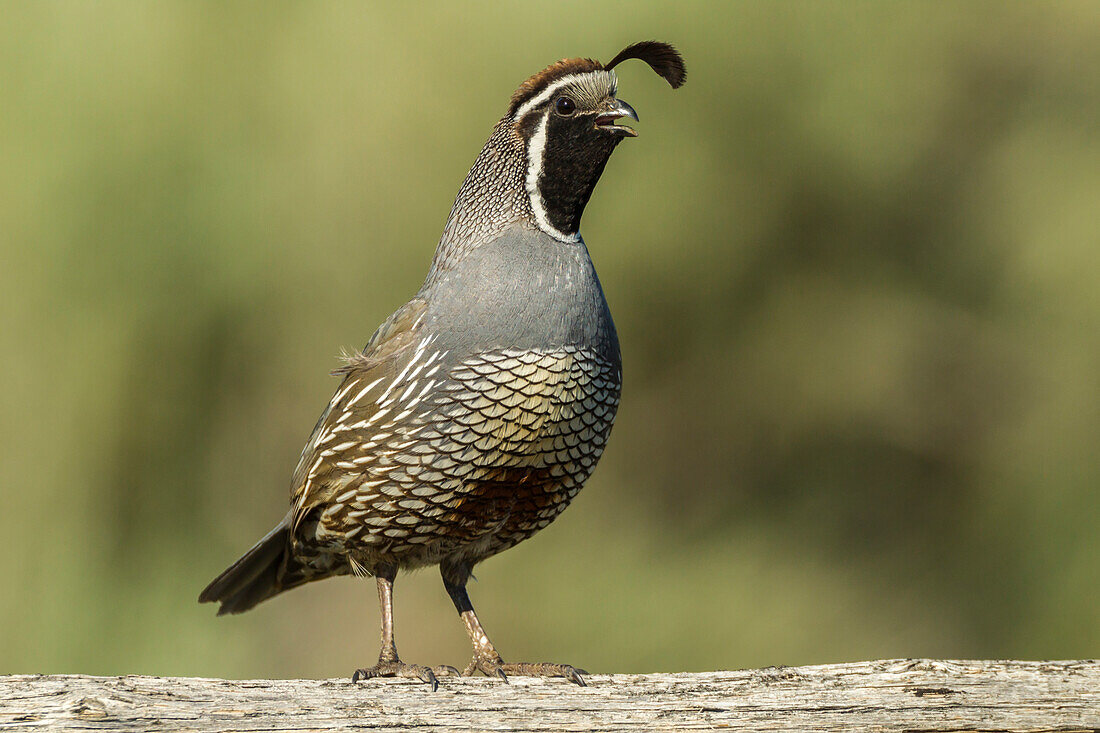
top-left (2, 659), bottom-right (1098, 732)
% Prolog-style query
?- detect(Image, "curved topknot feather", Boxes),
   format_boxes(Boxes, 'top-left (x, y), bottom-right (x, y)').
top-left (604, 41), bottom-right (687, 89)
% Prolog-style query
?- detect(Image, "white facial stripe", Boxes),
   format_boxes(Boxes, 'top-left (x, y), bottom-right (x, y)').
top-left (525, 109), bottom-right (579, 243)
top-left (512, 70), bottom-right (616, 122)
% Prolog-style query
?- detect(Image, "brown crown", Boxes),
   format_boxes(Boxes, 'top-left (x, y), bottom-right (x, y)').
top-left (508, 58), bottom-right (603, 117)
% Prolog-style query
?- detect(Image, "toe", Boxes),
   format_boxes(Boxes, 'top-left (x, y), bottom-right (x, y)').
top-left (498, 662), bottom-right (587, 685)
top-left (351, 667), bottom-right (378, 683)
top-left (351, 661), bottom-right (442, 691)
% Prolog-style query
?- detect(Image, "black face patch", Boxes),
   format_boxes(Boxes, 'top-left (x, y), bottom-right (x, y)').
top-left (516, 110), bottom-right (543, 141)
top-left (536, 113), bottom-right (623, 236)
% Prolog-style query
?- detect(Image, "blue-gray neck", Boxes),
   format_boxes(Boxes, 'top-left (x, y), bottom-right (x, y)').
top-left (419, 224), bottom-right (619, 364)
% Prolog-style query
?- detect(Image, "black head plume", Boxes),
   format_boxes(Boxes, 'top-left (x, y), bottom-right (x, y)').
top-left (604, 41), bottom-right (687, 89)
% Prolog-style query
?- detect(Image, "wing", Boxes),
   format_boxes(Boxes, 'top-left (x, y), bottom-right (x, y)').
top-left (289, 298), bottom-right (428, 530)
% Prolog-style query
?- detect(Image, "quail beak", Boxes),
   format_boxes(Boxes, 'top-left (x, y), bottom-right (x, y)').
top-left (594, 98), bottom-right (639, 137)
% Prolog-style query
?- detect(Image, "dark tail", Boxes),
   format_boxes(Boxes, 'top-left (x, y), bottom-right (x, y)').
top-left (199, 515), bottom-right (292, 616)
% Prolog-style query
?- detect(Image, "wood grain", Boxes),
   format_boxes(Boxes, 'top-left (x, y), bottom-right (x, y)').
top-left (2, 659), bottom-right (1098, 732)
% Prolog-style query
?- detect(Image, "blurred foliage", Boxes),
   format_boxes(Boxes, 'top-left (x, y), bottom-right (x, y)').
top-left (2, 2), bottom-right (1100, 678)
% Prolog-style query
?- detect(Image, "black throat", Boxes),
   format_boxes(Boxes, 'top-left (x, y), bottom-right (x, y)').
top-left (530, 112), bottom-right (623, 237)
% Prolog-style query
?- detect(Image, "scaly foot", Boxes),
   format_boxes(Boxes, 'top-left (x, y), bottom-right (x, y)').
top-left (464, 654), bottom-right (588, 686)
top-left (352, 661), bottom-right (459, 692)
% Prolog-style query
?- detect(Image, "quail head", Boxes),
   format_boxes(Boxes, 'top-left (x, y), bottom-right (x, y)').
top-left (200, 40), bottom-right (686, 689)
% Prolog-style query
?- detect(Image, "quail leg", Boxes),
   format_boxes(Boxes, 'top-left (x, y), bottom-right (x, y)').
top-left (441, 565), bottom-right (588, 686)
top-left (352, 567), bottom-right (458, 691)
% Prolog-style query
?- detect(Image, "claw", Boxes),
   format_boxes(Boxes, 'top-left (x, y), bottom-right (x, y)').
top-left (419, 667), bottom-right (439, 692)
top-left (496, 667), bottom-right (510, 683)
top-left (434, 665), bottom-right (461, 677)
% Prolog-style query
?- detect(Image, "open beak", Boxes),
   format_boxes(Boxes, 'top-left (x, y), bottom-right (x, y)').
top-left (594, 98), bottom-right (639, 137)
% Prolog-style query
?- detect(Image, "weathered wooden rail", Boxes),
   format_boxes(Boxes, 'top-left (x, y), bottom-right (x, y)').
top-left (2, 659), bottom-right (1098, 731)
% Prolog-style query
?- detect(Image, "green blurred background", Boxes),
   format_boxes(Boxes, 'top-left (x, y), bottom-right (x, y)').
top-left (3, 2), bottom-right (1099, 679)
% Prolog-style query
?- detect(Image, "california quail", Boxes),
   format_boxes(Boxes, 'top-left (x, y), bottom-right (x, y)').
top-left (200, 41), bottom-right (686, 689)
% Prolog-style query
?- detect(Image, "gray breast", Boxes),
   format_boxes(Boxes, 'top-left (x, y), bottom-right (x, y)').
top-left (418, 224), bottom-right (620, 366)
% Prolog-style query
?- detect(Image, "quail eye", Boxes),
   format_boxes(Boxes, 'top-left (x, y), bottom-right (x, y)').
top-left (554, 96), bottom-right (576, 116)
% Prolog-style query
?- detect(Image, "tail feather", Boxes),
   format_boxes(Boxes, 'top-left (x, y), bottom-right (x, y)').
top-left (199, 515), bottom-right (292, 616)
